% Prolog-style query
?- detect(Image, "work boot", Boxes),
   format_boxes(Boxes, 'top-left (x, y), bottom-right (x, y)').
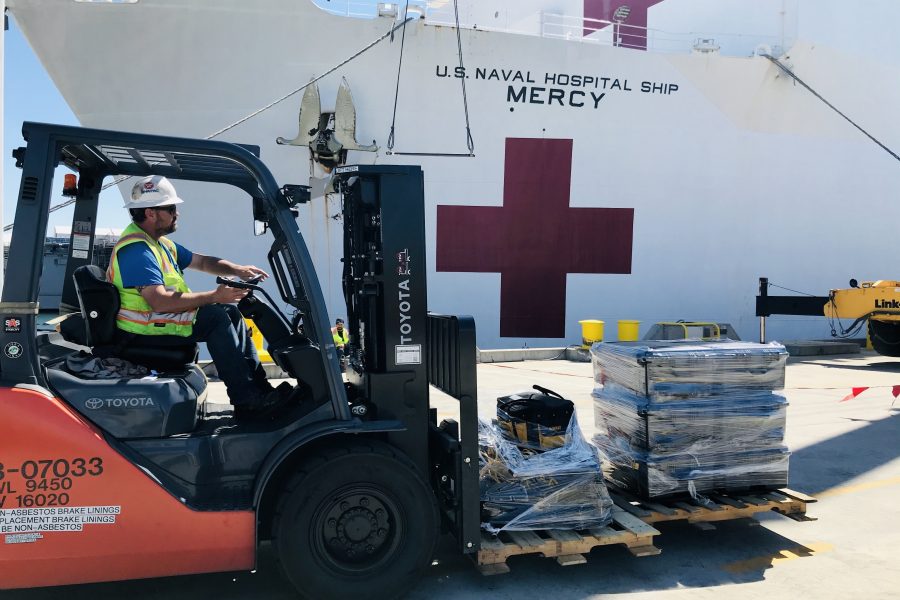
top-left (233, 383), bottom-right (294, 420)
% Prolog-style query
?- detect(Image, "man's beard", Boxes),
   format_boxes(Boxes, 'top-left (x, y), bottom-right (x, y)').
top-left (158, 220), bottom-right (177, 236)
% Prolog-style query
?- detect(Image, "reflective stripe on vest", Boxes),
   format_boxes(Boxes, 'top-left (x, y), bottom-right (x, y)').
top-left (108, 222), bottom-right (196, 337)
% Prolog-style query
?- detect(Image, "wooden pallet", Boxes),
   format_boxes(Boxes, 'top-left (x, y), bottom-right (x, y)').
top-left (609, 487), bottom-right (817, 530)
top-left (476, 507), bottom-right (661, 575)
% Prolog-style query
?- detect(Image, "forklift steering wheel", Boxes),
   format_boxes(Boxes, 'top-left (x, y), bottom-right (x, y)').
top-left (216, 275), bottom-right (262, 290)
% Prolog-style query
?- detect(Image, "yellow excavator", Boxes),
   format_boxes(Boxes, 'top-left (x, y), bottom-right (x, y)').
top-left (757, 277), bottom-right (900, 356)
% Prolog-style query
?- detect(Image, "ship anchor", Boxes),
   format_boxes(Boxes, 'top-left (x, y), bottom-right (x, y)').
top-left (277, 77), bottom-right (377, 172)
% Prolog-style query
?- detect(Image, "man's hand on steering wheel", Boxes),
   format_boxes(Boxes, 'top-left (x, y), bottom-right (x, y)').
top-left (233, 265), bottom-right (269, 282)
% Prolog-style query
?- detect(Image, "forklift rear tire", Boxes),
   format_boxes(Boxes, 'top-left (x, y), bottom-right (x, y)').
top-left (869, 320), bottom-right (900, 357)
top-left (272, 440), bottom-right (439, 600)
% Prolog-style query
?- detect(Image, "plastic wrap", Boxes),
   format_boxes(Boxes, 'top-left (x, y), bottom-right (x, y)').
top-left (591, 340), bottom-right (791, 499)
top-left (593, 383), bottom-right (788, 455)
top-left (479, 414), bottom-right (613, 532)
top-left (592, 389), bottom-right (790, 498)
top-left (591, 340), bottom-right (788, 396)
top-left (595, 437), bottom-right (790, 498)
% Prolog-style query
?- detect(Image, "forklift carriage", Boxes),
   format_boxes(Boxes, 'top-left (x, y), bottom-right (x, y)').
top-left (0, 123), bottom-right (479, 599)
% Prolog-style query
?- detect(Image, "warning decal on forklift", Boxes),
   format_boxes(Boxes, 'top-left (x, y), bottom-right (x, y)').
top-left (0, 506), bottom-right (120, 537)
top-left (73, 221), bottom-right (92, 235)
top-left (72, 234), bottom-right (91, 252)
top-left (395, 344), bottom-right (422, 365)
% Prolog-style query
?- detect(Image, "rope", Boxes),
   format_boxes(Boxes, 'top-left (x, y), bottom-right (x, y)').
top-left (386, 0), bottom-right (411, 152)
top-left (765, 281), bottom-right (819, 297)
top-left (6, 18), bottom-right (413, 233)
top-left (763, 54), bottom-right (900, 164)
top-left (454, 0), bottom-right (475, 155)
top-left (763, 281), bottom-right (865, 339)
top-left (208, 17), bottom-right (413, 140)
top-left (387, 0), bottom-right (475, 157)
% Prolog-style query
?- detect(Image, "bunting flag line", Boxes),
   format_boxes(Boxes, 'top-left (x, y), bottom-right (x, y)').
top-left (840, 387), bottom-right (870, 402)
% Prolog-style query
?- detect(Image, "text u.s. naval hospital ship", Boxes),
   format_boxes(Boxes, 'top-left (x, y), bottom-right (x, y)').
top-left (7, 0), bottom-right (900, 348)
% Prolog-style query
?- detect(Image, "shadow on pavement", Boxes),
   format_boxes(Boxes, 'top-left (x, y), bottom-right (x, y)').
top-left (10, 515), bottom-right (823, 600)
top-left (409, 519), bottom-right (818, 599)
top-left (815, 360), bottom-right (900, 372)
top-left (789, 410), bottom-right (900, 494)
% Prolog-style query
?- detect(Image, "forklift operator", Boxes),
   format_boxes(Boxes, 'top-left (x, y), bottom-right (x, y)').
top-left (109, 175), bottom-right (290, 419)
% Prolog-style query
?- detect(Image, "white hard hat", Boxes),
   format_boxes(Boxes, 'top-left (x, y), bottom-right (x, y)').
top-left (125, 175), bottom-right (184, 209)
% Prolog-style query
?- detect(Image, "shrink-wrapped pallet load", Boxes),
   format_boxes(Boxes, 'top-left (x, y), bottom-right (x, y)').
top-left (591, 340), bottom-right (790, 499)
top-left (479, 413), bottom-right (613, 532)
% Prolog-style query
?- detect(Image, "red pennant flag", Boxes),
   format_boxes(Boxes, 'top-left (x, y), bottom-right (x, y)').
top-left (892, 386), bottom-right (900, 398)
top-left (840, 387), bottom-right (870, 402)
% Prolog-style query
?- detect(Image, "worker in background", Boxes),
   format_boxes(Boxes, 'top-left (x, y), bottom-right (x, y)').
top-left (109, 175), bottom-right (290, 419)
top-left (332, 318), bottom-right (349, 356)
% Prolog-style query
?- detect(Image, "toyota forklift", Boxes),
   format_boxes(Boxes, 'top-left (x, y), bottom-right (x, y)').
top-left (0, 122), bottom-right (480, 599)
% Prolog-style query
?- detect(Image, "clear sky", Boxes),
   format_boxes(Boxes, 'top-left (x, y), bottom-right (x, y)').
top-left (4, 14), bottom-right (124, 236)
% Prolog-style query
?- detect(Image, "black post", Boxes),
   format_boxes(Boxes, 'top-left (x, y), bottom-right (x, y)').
top-left (60, 170), bottom-right (103, 313)
top-left (759, 277), bottom-right (768, 342)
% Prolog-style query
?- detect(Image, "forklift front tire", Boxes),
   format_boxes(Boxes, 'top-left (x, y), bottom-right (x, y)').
top-left (272, 440), bottom-right (439, 600)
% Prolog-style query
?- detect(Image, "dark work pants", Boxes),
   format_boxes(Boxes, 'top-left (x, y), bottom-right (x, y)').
top-left (186, 303), bottom-right (264, 406)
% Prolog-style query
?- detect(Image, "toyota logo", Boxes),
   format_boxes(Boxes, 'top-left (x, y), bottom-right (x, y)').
top-left (85, 398), bottom-right (104, 410)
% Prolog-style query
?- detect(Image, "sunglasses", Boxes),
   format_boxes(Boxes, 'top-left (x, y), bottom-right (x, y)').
top-left (151, 205), bottom-right (177, 214)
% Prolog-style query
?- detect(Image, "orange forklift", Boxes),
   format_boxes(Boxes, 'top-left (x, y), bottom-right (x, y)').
top-left (0, 122), bottom-right (479, 599)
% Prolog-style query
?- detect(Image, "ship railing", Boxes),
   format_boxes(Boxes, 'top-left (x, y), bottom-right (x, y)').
top-left (539, 13), bottom-right (786, 56)
top-left (313, 1), bottom-right (786, 57)
top-left (543, 14), bottom-right (651, 49)
top-left (313, 0), bottom-right (387, 19)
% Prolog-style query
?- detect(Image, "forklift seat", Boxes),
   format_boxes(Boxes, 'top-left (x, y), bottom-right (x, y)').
top-left (72, 265), bottom-right (198, 371)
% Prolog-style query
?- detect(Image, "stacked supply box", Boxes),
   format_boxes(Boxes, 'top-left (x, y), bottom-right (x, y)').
top-left (591, 340), bottom-right (790, 499)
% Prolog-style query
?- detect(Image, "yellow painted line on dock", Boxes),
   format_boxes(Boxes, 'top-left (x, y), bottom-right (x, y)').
top-left (722, 542), bottom-right (833, 574)
top-left (816, 476), bottom-right (900, 499)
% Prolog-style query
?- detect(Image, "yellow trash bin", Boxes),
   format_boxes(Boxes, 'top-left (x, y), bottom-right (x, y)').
top-left (618, 320), bottom-right (641, 342)
top-left (578, 320), bottom-right (604, 348)
top-left (244, 318), bottom-right (273, 363)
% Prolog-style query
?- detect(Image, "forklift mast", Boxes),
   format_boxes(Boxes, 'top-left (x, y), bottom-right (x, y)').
top-left (333, 166), bottom-right (481, 553)
top-left (334, 165), bottom-right (429, 476)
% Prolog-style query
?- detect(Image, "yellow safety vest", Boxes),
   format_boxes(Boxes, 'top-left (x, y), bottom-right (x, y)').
top-left (332, 327), bottom-right (348, 346)
top-left (107, 222), bottom-right (195, 337)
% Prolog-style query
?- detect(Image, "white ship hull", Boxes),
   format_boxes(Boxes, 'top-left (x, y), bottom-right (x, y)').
top-left (8, 0), bottom-right (900, 347)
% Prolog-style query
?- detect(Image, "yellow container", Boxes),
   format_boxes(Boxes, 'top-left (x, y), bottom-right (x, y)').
top-left (244, 318), bottom-right (273, 363)
top-left (578, 320), bottom-right (604, 348)
top-left (618, 320), bottom-right (641, 342)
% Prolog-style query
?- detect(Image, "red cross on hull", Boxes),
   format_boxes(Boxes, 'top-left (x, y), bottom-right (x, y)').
top-left (436, 138), bottom-right (634, 339)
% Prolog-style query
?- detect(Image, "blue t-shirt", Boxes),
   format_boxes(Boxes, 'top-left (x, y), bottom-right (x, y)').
top-left (117, 240), bottom-right (194, 288)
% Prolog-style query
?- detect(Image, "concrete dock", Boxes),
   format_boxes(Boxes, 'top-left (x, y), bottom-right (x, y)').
top-left (8, 351), bottom-right (900, 599)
